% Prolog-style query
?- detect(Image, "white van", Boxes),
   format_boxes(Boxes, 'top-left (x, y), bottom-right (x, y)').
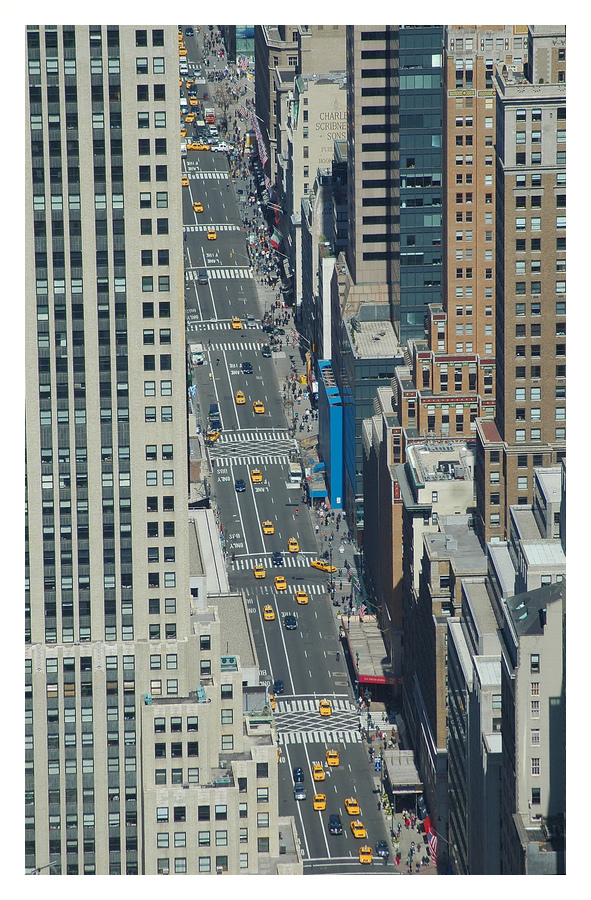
top-left (180, 97), bottom-right (188, 112)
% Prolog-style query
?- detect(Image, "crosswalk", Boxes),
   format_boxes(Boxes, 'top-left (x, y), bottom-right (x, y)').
top-left (213, 453), bottom-right (290, 467)
top-left (278, 730), bottom-right (362, 745)
top-left (185, 267), bottom-right (251, 280)
top-left (218, 430), bottom-right (291, 443)
top-left (183, 171), bottom-right (228, 180)
top-left (185, 223), bottom-right (243, 233)
top-left (276, 698), bottom-right (355, 714)
top-left (274, 696), bottom-right (362, 744)
top-left (244, 582), bottom-right (325, 596)
top-left (234, 555), bottom-right (319, 571)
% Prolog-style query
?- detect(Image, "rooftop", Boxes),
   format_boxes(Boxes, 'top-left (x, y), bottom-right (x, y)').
top-left (214, 595), bottom-right (259, 671)
top-left (473, 656), bottom-right (501, 688)
top-left (342, 614), bottom-right (396, 685)
top-left (506, 581), bottom-right (564, 637)
top-left (425, 519), bottom-right (486, 574)
top-left (520, 541), bottom-right (566, 569)
top-left (350, 319), bottom-right (399, 359)
top-left (194, 508), bottom-right (230, 595)
top-left (487, 542), bottom-right (516, 599)
top-left (407, 440), bottom-right (475, 485)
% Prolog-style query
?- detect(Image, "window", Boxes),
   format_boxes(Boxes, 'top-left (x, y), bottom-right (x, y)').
top-left (215, 831), bottom-right (228, 846)
top-left (257, 837), bottom-right (270, 853)
top-left (531, 758), bottom-right (540, 776)
top-left (221, 735), bottom-right (234, 750)
top-left (199, 857), bottom-right (211, 872)
top-left (215, 805), bottom-right (227, 821)
top-left (531, 787), bottom-right (541, 806)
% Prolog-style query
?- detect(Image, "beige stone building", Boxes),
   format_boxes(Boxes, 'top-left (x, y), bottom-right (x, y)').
top-left (24, 24), bottom-right (294, 877)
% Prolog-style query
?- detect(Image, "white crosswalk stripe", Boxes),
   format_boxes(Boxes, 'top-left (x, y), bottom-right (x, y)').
top-left (203, 342), bottom-right (267, 350)
top-left (184, 172), bottom-right (228, 181)
top-left (243, 583), bottom-right (324, 595)
top-left (276, 698), bottom-right (355, 714)
top-left (209, 268), bottom-right (252, 279)
top-left (213, 454), bottom-right (290, 467)
top-left (278, 731), bottom-right (362, 745)
top-left (185, 319), bottom-right (231, 329)
top-left (235, 556), bottom-right (321, 571)
top-left (219, 430), bottom-right (291, 443)
top-left (185, 267), bottom-right (250, 281)
top-left (185, 223), bottom-right (242, 232)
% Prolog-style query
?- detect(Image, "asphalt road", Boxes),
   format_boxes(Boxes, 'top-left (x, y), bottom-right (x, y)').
top-left (182, 25), bottom-right (398, 874)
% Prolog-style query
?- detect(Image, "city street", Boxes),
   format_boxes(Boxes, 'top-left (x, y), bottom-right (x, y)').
top-left (182, 25), bottom-right (407, 874)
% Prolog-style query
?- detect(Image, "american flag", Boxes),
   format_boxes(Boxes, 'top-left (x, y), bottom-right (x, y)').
top-left (359, 603), bottom-right (367, 617)
top-left (239, 105), bottom-right (248, 120)
top-left (428, 830), bottom-right (438, 866)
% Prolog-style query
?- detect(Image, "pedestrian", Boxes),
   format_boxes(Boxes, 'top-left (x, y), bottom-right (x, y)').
top-left (216, 358), bottom-right (220, 366)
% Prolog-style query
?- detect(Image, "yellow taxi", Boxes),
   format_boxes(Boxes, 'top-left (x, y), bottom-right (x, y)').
top-left (193, 201), bottom-right (204, 213)
top-left (231, 316), bottom-right (242, 330)
top-left (318, 699), bottom-right (332, 717)
top-left (251, 469), bottom-right (263, 483)
top-left (207, 227), bottom-right (217, 240)
top-left (263, 605), bottom-right (275, 621)
top-left (288, 537), bottom-right (300, 553)
top-left (313, 793), bottom-right (327, 811)
top-left (312, 764), bottom-right (325, 782)
top-left (344, 797), bottom-right (360, 816)
top-left (205, 429), bottom-right (220, 443)
top-left (189, 96), bottom-right (200, 107)
top-left (179, 78), bottom-right (183, 87)
top-left (295, 590), bottom-right (308, 605)
top-left (194, 139), bottom-right (210, 148)
top-left (253, 401), bottom-right (265, 414)
top-left (274, 576), bottom-right (287, 591)
top-left (181, 174), bottom-right (190, 187)
top-left (187, 141), bottom-right (199, 151)
top-left (326, 749), bottom-right (339, 767)
top-left (311, 560), bottom-right (337, 573)
top-left (179, 46), bottom-right (187, 56)
top-left (235, 390), bottom-right (246, 405)
top-left (359, 846), bottom-right (372, 865)
top-left (269, 694), bottom-right (276, 711)
top-left (180, 127), bottom-right (187, 138)
top-left (185, 113), bottom-right (196, 123)
top-left (185, 79), bottom-right (194, 88)
top-left (262, 521), bottom-right (275, 535)
top-left (254, 565), bottom-right (266, 579)
top-left (350, 820), bottom-right (367, 839)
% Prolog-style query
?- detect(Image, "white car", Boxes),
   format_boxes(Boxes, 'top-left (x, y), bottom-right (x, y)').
top-left (211, 141), bottom-right (230, 153)
top-left (179, 63), bottom-right (189, 75)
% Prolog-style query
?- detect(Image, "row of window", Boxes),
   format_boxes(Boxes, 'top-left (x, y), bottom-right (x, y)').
top-left (157, 854), bottom-right (251, 873)
top-left (515, 344), bottom-right (565, 357)
top-left (512, 428), bottom-right (565, 442)
top-left (516, 301), bottom-right (566, 316)
top-left (516, 366), bottom-right (566, 380)
top-left (515, 281), bottom-right (565, 295)
top-left (39, 406), bottom-right (173, 428)
top-left (137, 112), bottom-right (168, 129)
top-left (516, 261), bottom-right (565, 274)
top-left (516, 151), bottom-right (565, 166)
top-left (516, 130), bottom-right (565, 144)
top-left (154, 742), bottom-right (198, 757)
top-left (516, 216), bottom-right (566, 231)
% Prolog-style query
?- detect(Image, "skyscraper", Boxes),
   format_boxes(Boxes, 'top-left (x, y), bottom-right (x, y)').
top-left (474, 25), bottom-right (566, 543)
top-left (24, 25), bottom-right (283, 876)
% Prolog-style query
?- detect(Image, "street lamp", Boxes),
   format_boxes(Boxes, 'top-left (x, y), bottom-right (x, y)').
top-left (355, 651), bottom-right (360, 701)
top-left (364, 688), bottom-right (372, 744)
top-left (329, 545), bottom-right (334, 601)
